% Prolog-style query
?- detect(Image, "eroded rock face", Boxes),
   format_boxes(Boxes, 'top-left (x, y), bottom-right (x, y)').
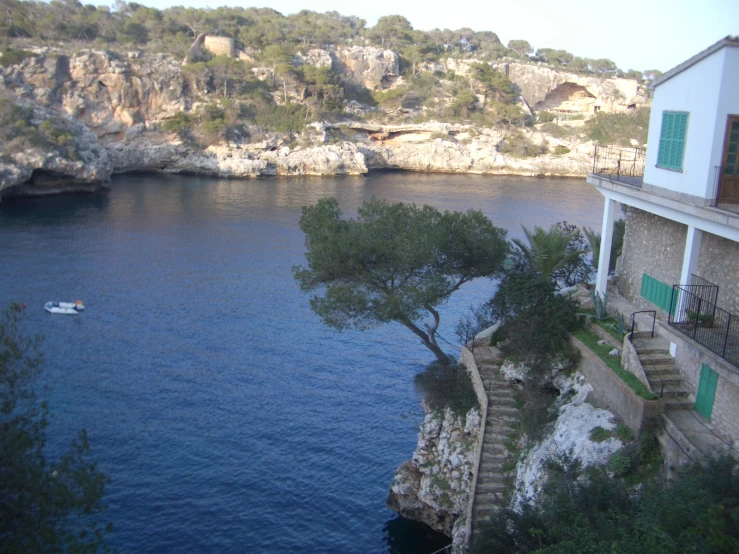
top-left (110, 139), bottom-right (368, 177)
top-left (494, 62), bottom-right (648, 115)
top-left (0, 99), bottom-right (112, 198)
top-left (387, 407), bottom-right (481, 537)
top-left (294, 49), bottom-right (333, 70)
top-left (511, 372), bottom-right (623, 509)
top-left (1, 48), bottom-right (188, 136)
top-left (335, 46), bottom-right (399, 90)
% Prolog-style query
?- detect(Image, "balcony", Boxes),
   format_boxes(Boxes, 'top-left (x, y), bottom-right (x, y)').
top-left (711, 165), bottom-right (739, 215)
top-left (592, 145), bottom-right (644, 188)
top-left (668, 276), bottom-right (739, 368)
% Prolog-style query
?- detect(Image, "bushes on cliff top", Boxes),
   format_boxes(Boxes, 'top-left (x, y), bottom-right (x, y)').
top-left (0, 98), bottom-right (79, 159)
top-left (471, 455), bottom-right (739, 554)
top-left (584, 107), bottom-right (650, 146)
top-left (414, 359), bottom-right (478, 416)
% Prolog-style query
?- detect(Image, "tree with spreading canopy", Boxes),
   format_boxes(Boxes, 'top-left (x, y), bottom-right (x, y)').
top-left (293, 197), bottom-right (509, 362)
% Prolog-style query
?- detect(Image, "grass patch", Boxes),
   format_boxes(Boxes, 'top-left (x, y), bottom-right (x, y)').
top-left (573, 327), bottom-right (658, 400)
top-left (579, 307), bottom-right (626, 342)
top-left (589, 426), bottom-right (612, 443)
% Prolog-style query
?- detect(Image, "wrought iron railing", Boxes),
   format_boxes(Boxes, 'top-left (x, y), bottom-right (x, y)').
top-left (711, 165), bottom-right (739, 215)
top-left (591, 145), bottom-right (645, 187)
top-left (668, 285), bottom-right (739, 368)
top-left (687, 274), bottom-right (719, 306)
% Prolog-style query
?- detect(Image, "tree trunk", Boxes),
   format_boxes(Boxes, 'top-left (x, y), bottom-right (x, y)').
top-left (399, 317), bottom-right (449, 364)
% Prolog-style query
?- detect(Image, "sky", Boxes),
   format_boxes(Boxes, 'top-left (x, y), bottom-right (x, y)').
top-left (104, 0), bottom-right (738, 72)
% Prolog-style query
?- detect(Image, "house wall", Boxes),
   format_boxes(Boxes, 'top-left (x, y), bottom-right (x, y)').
top-left (659, 323), bottom-right (739, 448)
top-left (618, 207), bottom-right (686, 311)
top-left (697, 232), bottom-right (739, 315)
top-left (714, 48), bottom-right (739, 175)
top-left (644, 49), bottom-right (725, 199)
top-left (618, 206), bottom-right (739, 316)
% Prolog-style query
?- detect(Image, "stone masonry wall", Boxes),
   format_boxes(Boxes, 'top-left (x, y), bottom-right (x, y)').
top-left (697, 232), bottom-right (739, 315)
top-left (618, 207), bottom-right (686, 310)
top-left (659, 323), bottom-right (739, 449)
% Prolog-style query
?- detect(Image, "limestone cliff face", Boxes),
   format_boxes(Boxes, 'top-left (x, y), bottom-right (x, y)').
top-left (0, 99), bottom-right (112, 196)
top-left (2, 48), bottom-right (188, 136)
top-left (387, 407), bottom-right (481, 538)
top-left (334, 46), bottom-right (400, 90)
top-left (496, 62), bottom-right (648, 115)
top-left (0, 45), bottom-right (630, 197)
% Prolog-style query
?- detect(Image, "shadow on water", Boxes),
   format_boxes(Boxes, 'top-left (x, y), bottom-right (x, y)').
top-left (383, 515), bottom-right (451, 554)
top-left (0, 190), bottom-right (110, 223)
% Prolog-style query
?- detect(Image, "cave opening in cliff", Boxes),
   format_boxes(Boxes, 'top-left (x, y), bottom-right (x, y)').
top-left (536, 82), bottom-right (597, 114)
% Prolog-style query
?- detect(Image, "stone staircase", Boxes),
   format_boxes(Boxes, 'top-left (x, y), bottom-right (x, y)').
top-left (631, 332), bottom-right (691, 409)
top-left (469, 345), bottom-right (519, 526)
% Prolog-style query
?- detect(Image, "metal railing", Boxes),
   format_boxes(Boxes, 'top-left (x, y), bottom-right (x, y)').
top-left (711, 165), bottom-right (739, 215)
top-left (668, 285), bottom-right (739, 368)
top-left (591, 145), bottom-right (645, 187)
top-left (687, 274), bottom-right (719, 306)
top-left (630, 310), bottom-right (656, 337)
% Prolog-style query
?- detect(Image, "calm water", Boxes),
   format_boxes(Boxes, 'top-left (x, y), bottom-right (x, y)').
top-left (0, 172), bottom-right (602, 553)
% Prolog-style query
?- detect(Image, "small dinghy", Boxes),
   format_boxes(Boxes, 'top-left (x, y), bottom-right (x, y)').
top-left (44, 300), bottom-right (85, 315)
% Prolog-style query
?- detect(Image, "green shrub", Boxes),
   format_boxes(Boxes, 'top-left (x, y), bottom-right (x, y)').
top-left (414, 359), bottom-right (479, 416)
top-left (540, 122), bottom-right (576, 139)
top-left (0, 49), bottom-right (37, 67)
top-left (498, 130), bottom-right (547, 157)
top-left (552, 145), bottom-right (570, 155)
top-left (536, 111), bottom-right (557, 123)
top-left (608, 450), bottom-right (632, 476)
top-left (161, 111), bottom-right (193, 138)
top-left (573, 327), bottom-right (658, 400)
top-left (584, 107), bottom-right (650, 146)
top-left (589, 426), bottom-right (612, 442)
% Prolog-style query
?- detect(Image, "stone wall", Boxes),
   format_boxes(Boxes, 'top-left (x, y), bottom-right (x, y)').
top-left (458, 345), bottom-right (489, 551)
top-left (621, 333), bottom-right (653, 390)
top-left (619, 206), bottom-right (739, 317)
top-left (618, 207), bottom-right (687, 310)
top-left (697, 232), bottom-right (739, 315)
top-left (571, 335), bottom-right (664, 436)
top-left (659, 322), bottom-right (739, 448)
top-left (203, 36), bottom-right (235, 58)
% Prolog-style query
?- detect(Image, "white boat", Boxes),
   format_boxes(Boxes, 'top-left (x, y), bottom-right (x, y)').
top-left (44, 300), bottom-right (85, 315)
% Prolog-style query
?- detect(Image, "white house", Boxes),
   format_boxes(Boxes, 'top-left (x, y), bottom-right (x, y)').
top-left (587, 36), bottom-right (739, 448)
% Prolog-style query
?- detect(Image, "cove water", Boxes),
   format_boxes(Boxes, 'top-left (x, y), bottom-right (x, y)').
top-left (0, 173), bottom-right (603, 553)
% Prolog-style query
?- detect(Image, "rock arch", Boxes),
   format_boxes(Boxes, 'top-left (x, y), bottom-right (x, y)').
top-left (535, 82), bottom-right (597, 114)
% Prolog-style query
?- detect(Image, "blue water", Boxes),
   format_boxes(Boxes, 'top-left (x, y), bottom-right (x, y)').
top-left (0, 172), bottom-right (602, 553)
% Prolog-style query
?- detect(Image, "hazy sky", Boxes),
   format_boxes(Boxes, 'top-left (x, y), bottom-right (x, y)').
top-left (110, 0), bottom-right (738, 72)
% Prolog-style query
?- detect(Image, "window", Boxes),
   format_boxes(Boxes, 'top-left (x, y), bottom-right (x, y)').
top-left (657, 111), bottom-right (689, 171)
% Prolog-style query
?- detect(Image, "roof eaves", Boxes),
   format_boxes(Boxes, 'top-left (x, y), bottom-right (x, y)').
top-left (648, 36), bottom-right (739, 90)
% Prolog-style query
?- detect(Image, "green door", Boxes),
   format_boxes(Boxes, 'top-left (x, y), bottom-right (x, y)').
top-left (695, 363), bottom-right (718, 420)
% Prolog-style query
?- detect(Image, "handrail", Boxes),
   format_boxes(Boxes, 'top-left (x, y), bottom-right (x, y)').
top-left (630, 310), bottom-right (656, 337)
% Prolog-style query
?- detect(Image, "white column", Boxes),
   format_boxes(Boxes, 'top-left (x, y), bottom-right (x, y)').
top-left (675, 226), bottom-right (703, 322)
top-left (596, 198), bottom-right (616, 296)
top-left (680, 226), bottom-right (702, 285)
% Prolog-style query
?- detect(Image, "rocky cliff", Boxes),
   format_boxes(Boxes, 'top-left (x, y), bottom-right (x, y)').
top-left (0, 45), bottom-right (639, 198)
top-left (387, 407), bottom-right (481, 541)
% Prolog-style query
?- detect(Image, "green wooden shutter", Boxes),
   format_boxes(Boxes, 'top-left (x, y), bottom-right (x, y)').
top-left (657, 112), bottom-right (689, 171)
top-left (640, 273), bottom-right (678, 314)
top-left (695, 363), bottom-right (718, 419)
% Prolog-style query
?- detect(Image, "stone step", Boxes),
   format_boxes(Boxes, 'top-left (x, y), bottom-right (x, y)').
top-left (473, 491), bottom-right (506, 507)
top-left (656, 389), bottom-right (690, 399)
top-left (663, 398), bottom-right (693, 410)
top-left (637, 355), bottom-right (675, 366)
top-left (647, 374), bottom-right (683, 387)
top-left (645, 366), bottom-right (681, 377)
top-left (480, 452), bottom-right (508, 464)
top-left (634, 346), bottom-right (670, 355)
top-left (475, 482), bottom-right (508, 495)
top-left (487, 405), bottom-right (519, 416)
top-left (476, 474), bottom-right (507, 487)
top-left (482, 442), bottom-right (508, 454)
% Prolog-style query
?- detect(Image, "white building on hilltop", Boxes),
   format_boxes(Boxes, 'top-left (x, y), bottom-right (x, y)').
top-left (587, 36), bottom-right (739, 449)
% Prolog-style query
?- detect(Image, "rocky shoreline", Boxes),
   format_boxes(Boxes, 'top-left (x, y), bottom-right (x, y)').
top-left (1, 46), bottom-right (609, 199)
